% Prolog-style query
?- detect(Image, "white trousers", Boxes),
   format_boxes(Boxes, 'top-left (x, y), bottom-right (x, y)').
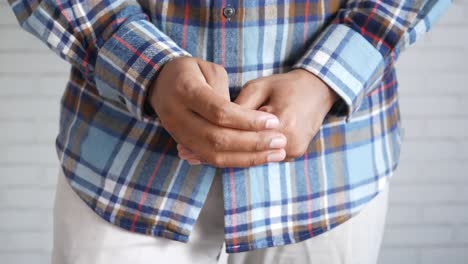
top-left (52, 168), bottom-right (389, 264)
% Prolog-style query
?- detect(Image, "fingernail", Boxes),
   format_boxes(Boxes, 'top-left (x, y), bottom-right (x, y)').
top-left (178, 150), bottom-right (190, 157)
top-left (267, 151), bottom-right (285, 162)
top-left (264, 118), bottom-right (279, 129)
top-left (269, 137), bottom-right (286, 149)
top-left (188, 159), bottom-right (201, 165)
top-left (178, 145), bottom-right (191, 153)
top-left (180, 153), bottom-right (199, 160)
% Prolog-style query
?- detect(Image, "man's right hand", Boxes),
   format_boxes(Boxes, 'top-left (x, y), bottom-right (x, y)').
top-left (148, 57), bottom-right (287, 168)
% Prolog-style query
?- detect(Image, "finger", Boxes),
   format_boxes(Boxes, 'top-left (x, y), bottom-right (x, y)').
top-left (175, 110), bottom-right (287, 153)
top-left (205, 129), bottom-right (287, 152)
top-left (197, 60), bottom-right (230, 100)
top-left (178, 149), bottom-right (199, 159)
top-left (185, 85), bottom-right (280, 131)
top-left (177, 144), bottom-right (194, 155)
top-left (187, 159), bottom-right (201, 165)
top-left (234, 81), bottom-right (271, 110)
top-left (180, 153), bottom-right (201, 160)
top-left (178, 147), bottom-right (201, 160)
top-left (200, 149), bottom-right (286, 168)
top-left (184, 112), bottom-right (288, 151)
top-left (177, 144), bottom-right (200, 158)
top-left (258, 105), bottom-right (275, 113)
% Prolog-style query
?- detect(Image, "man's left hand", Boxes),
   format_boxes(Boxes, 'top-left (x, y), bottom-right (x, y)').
top-left (233, 69), bottom-right (338, 160)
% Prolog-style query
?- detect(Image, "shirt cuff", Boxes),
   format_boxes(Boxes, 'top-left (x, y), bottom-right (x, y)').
top-left (94, 19), bottom-right (191, 121)
top-left (290, 23), bottom-right (384, 122)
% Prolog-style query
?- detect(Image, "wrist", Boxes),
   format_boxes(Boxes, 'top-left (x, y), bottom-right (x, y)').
top-left (288, 68), bottom-right (339, 109)
top-left (146, 56), bottom-right (181, 117)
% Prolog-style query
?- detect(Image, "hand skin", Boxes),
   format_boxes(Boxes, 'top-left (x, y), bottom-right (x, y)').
top-left (178, 68), bottom-right (339, 162)
top-left (148, 56), bottom-right (288, 168)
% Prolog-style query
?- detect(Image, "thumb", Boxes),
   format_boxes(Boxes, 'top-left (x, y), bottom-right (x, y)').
top-left (234, 81), bottom-right (270, 110)
top-left (258, 105), bottom-right (275, 113)
top-left (196, 59), bottom-right (230, 100)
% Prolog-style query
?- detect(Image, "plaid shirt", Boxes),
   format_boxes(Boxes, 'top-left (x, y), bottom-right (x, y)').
top-left (10, 0), bottom-right (450, 253)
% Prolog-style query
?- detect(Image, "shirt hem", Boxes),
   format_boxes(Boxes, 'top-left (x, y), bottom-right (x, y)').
top-left (224, 169), bottom-right (395, 253)
top-left (58, 166), bottom-right (191, 244)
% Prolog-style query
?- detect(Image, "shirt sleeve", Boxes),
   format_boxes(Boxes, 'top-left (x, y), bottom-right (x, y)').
top-left (8, 0), bottom-right (192, 121)
top-left (290, 0), bottom-right (452, 121)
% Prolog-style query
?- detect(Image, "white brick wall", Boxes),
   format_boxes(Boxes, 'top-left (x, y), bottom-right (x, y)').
top-left (380, 1), bottom-right (468, 263)
top-left (0, 1), bottom-right (466, 264)
top-left (0, 1), bottom-right (66, 263)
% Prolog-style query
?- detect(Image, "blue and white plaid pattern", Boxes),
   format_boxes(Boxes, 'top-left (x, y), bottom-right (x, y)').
top-left (9, 0), bottom-right (450, 253)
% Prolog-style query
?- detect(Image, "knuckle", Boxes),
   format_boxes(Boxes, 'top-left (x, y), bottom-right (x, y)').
top-left (174, 82), bottom-right (186, 95)
top-left (249, 156), bottom-right (260, 167)
top-left (213, 64), bottom-right (228, 77)
top-left (202, 152), bottom-right (217, 165)
top-left (246, 118), bottom-right (258, 131)
top-left (212, 155), bottom-right (226, 168)
top-left (254, 133), bottom-right (262, 151)
top-left (212, 104), bottom-right (229, 124)
top-left (243, 79), bottom-right (259, 89)
top-left (175, 78), bottom-right (195, 95)
top-left (201, 151), bottom-right (225, 168)
top-left (209, 133), bottom-right (227, 150)
top-left (281, 117), bottom-right (297, 132)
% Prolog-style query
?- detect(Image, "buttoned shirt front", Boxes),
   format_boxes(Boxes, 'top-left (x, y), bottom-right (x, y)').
top-left (9, 0), bottom-right (450, 253)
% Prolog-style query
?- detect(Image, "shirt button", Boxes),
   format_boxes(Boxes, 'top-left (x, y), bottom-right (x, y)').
top-left (223, 6), bottom-right (236, 19)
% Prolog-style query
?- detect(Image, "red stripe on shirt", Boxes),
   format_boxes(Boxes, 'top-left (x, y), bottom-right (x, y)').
top-left (130, 138), bottom-right (173, 231)
top-left (361, 0), bottom-right (380, 36)
top-left (181, 0), bottom-right (189, 49)
top-left (303, 0), bottom-right (310, 45)
top-left (113, 35), bottom-right (161, 70)
top-left (369, 78), bottom-right (397, 95)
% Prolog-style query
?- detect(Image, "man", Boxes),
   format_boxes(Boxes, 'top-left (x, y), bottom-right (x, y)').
top-left (9, 0), bottom-right (450, 263)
